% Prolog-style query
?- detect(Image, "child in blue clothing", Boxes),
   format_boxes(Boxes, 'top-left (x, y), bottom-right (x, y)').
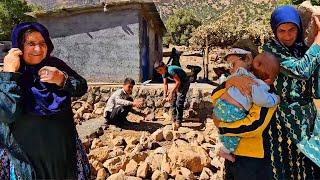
top-left (213, 49), bottom-right (280, 162)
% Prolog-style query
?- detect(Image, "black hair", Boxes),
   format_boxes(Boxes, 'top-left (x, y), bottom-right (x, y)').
top-left (154, 61), bottom-right (166, 69)
top-left (124, 78), bottom-right (135, 85)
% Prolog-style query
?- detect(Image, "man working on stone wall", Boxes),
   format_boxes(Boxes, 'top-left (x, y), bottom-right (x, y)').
top-left (155, 62), bottom-right (190, 130)
top-left (104, 78), bottom-right (143, 126)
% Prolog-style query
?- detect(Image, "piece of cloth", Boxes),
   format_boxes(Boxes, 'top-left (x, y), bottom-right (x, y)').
top-left (104, 88), bottom-right (133, 113)
top-left (263, 39), bottom-right (320, 177)
top-left (224, 155), bottom-right (273, 180)
top-left (105, 96), bottom-right (133, 126)
top-left (162, 65), bottom-right (188, 83)
top-left (214, 98), bottom-right (246, 152)
top-left (226, 67), bottom-right (279, 111)
top-left (211, 86), bottom-right (277, 158)
top-left (0, 72), bottom-right (34, 180)
top-left (171, 81), bottom-right (190, 123)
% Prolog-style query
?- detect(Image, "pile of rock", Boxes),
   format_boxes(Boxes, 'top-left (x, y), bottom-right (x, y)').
top-left (72, 85), bottom-right (214, 125)
top-left (86, 120), bottom-right (224, 180)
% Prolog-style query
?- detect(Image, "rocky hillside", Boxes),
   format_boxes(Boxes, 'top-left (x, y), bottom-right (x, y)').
top-left (155, 0), bottom-right (276, 22)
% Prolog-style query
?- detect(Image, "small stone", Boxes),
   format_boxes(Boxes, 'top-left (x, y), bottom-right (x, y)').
top-left (199, 167), bottom-right (214, 180)
top-left (125, 159), bottom-right (138, 176)
top-left (124, 144), bottom-right (136, 153)
top-left (72, 101), bottom-right (83, 110)
top-left (107, 169), bottom-right (125, 180)
top-left (180, 167), bottom-right (194, 179)
top-left (94, 107), bottom-right (105, 115)
top-left (151, 170), bottom-right (168, 180)
top-left (91, 138), bottom-right (104, 149)
top-left (83, 113), bottom-right (93, 120)
top-left (112, 137), bottom-right (126, 146)
top-left (94, 102), bottom-right (106, 109)
top-left (109, 147), bottom-right (125, 158)
top-left (103, 156), bottom-right (125, 174)
top-left (89, 146), bottom-right (110, 162)
top-left (137, 162), bottom-right (150, 178)
top-left (151, 129), bottom-right (164, 142)
top-left (96, 168), bottom-right (108, 180)
top-left (145, 112), bottom-right (156, 121)
top-left (125, 137), bottom-right (139, 146)
top-left (161, 162), bottom-right (171, 174)
top-left (127, 113), bottom-right (144, 123)
top-left (211, 157), bottom-right (224, 169)
top-left (163, 129), bottom-right (173, 141)
top-left (164, 102), bottom-right (171, 108)
top-left (91, 160), bottom-right (103, 175)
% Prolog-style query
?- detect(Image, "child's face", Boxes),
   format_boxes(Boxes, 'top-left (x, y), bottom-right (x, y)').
top-left (156, 66), bottom-right (166, 75)
top-left (226, 55), bottom-right (248, 73)
top-left (123, 83), bottom-right (134, 95)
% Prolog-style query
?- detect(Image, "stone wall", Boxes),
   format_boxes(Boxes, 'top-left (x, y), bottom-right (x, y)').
top-left (72, 84), bottom-right (214, 124)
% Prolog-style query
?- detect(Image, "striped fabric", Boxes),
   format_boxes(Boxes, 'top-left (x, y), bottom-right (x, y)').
top-left (263, 39), bottom-right (320, 179)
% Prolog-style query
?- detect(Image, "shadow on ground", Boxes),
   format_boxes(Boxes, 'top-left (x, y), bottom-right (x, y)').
top-left (116, 121), bottom-right (164, 133)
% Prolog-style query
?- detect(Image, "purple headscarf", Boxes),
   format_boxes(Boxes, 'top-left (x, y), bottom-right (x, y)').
top-left (11, 22), bottom-right (74, 115)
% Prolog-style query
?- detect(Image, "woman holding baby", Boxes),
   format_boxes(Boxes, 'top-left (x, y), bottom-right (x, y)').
top-left (213, 5), bottom-right (320, 179)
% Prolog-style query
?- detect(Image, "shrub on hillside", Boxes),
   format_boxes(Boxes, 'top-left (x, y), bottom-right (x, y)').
top-left (189, 2), bottom-right (274, 50)
top-left (164, 9), bottom-right (201, 46)
top-left (0, 0), bottom-right (41, 40)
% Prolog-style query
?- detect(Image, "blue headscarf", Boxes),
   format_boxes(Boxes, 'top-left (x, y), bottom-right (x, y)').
top-left (11, 22), bottom-right (73, 116)
top-left (270, 5), bottom-right (307, 56)
top-left (270, 5), bottom-right (303, 43)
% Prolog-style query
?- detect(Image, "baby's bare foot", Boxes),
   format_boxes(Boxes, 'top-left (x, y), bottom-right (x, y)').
top-left (219, 149), bottom-right (235, 162)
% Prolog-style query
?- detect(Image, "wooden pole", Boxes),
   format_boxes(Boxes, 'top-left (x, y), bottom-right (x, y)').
top-left (205, 35), bottom-right (209, 80)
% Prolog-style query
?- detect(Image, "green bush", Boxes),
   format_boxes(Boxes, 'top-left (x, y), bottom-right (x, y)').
top-left (190, 1), bottom-right (274, 50)
top-left (165, 9), bottom-right (201, 46)
top-left (0, 0), bottom-right (40, 41)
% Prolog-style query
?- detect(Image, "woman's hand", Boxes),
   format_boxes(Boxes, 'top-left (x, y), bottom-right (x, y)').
top-left (3, 48), bottom-right (22, 72)
top-left (314, 16), bottom-right (320, 45)
top-left (38, 66), bottom-right (66, 86)
top-left (225, 76), bottom-right (255, 96)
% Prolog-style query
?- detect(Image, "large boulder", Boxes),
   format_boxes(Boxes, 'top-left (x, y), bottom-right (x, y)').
top-left (168, 142), bottom-right (211, 173)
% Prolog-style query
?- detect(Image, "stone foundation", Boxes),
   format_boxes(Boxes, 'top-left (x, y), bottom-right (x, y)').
top-left (72, 83), bottom-right (215, 124)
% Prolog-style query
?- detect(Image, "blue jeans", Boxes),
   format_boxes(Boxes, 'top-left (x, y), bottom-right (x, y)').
top-left (172, 82), bottom-right (190, 123)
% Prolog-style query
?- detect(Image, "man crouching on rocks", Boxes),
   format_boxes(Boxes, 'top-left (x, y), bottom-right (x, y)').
top-left (104, 78), bottom-right (143, 126)
top-left (155, 61), bottom-right (190, 130)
